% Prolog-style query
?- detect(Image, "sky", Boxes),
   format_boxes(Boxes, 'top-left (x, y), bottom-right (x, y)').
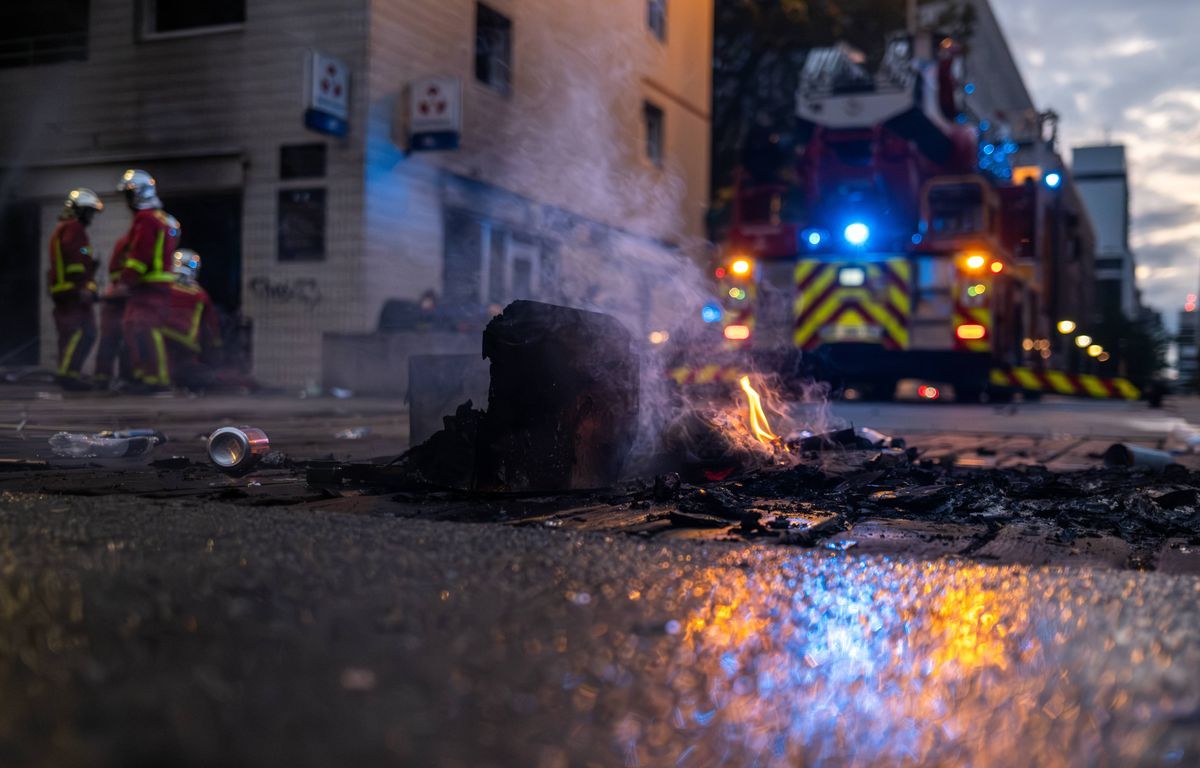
top-left (990, 0), bottom-right (1200, 325)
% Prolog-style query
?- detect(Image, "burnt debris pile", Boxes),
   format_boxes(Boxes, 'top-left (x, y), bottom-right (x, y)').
top-left (395, 300), bottom-right (640, 492)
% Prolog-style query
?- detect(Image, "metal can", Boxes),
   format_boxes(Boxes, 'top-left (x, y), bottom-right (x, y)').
top-left (207, 426), bottom-right (270, 474)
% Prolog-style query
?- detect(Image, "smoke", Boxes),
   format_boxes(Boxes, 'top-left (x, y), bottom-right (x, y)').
top-left (462, 5), bottom-right (835, 468)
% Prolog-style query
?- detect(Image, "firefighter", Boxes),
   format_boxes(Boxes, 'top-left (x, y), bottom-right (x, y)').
top-left (47, 188), bottom-right (103, 389)
top-left (94, 238), bottom-right (128, 388)
top-left (111, 169), bottom-right (181, 391)
top-left (162, 248), bottom-right (223, 389)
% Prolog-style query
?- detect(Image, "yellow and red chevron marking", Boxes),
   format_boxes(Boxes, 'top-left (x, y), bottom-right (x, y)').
top-left (989, 367), bottom-right (1140, 400)
top-left (953, 303), bottom-right (992, 352)
top-left (792, 259), bottom-right (911, 350)
top-left (668, 365), bottom-right (743, 387)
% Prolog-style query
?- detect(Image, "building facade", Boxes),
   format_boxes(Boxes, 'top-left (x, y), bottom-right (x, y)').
top-left (0, 0), bottom-right (713, 386)
top-left (1072, 144), bottom-right (1138, 320)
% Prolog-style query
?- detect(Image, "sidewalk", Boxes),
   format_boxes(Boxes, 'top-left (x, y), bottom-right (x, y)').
top-left (0, 383), bottom-right (410, 464)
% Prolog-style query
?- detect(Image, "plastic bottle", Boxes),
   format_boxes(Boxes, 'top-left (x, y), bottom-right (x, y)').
top-left (48, 432), bottom-right (160, 458)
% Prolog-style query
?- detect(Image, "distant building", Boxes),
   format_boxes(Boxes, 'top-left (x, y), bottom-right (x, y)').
top-left (1178, 306), bottom-right (1199, 390)
top-left (0, 0), bottom-right (714, 386)
top-left (1072, 145), bottom-right (1138, 320)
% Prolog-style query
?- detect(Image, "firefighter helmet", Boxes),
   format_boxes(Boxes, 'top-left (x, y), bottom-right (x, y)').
top-left (172, 249), bottom-right (201, 284)
top-left (61, 188), bottom-right (104, 223)
top-left (116, 169), bottom-right (162, 210)
top-left (65, 188), bottom-right (104, 213)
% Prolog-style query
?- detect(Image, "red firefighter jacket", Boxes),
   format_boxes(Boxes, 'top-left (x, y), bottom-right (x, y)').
top-left (116, 209), bottom-right (182, 292)
top-left (163, 282), bottom-right (222, 362)
top-left (47, 218), bottom-right (97, 300)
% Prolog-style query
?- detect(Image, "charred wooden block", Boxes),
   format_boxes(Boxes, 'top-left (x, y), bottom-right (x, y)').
top-left (475, 301), bottom-right (639, 492)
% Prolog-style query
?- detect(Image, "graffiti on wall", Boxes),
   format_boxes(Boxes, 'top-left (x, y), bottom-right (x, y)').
top-left (248, 277), bottom-right (323, 307)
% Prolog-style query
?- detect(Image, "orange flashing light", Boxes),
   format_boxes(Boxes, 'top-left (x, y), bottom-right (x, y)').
top-left (964, 254), bottom-right (987, 271)
top-left (724, 324), bottom-right (751, 341)
top-left (990, 261), bottom-right (1004, 274)
top-left (956, 324), bottom-right (987, 340)
top-left (730, 258), bottom-right (752, 276)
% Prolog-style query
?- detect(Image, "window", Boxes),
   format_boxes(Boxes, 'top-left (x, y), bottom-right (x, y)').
top-left (277, 189), bottom-right (326, 262)
top-left (643, 102), bottom-right (665, 166)
top-left (0, 1), bottom-right (88, 68)
top-left (444, 210), bottom-right (541, 306)
top-left (280, 144), bottom-right (327, 180)
top-left (475, 3), bottom-right (512, 94)
top-left (140, 0), bottom-right (244, 38)
top-left (648, 0), bottom-right (666, 42)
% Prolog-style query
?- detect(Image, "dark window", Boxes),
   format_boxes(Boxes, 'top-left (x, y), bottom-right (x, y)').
top-left (475, 3), bottom-right (512, 94)
top-left (0, 0), bottom-right (88, 68)
top-left (643, 102), bottom-right (665, 166)
top-left (1095, 258), bottom-right (1123, 271)
top-left (280, 144), bottom-right (327, 180)
top-left (142, 0), bottom-right (244, 36)
top-left (277, 189), bottom-right (326, 262)
top-left (648, 0), bottom-right (666, 42)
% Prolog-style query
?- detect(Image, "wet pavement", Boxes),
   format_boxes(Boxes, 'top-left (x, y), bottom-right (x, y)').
top-left (3, 385), bottom-right (1200, 765)
top-left (0, 491), bottom-right (1197, 767)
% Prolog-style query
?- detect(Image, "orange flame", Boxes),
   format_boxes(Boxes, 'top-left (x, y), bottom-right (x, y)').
top-left (738, 375), bottom-right (779, 443)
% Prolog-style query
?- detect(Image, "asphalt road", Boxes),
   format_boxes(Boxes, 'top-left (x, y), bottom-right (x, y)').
top-left (0, 491), bottom-right (1197, 767)
top-left (3, 387), bottom-right (1200, 765)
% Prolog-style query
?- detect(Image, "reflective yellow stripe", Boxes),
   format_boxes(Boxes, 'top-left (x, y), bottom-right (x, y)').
top-left (1014, 368), bottom-right (1042, 390)
top-left (886, 284), bottom-right (911, 316)
top-left (1079, 375), bottom-right (1109, 398)
top-left (1044, 370), bottom-right (1075, 394)
top-left (65, 264), bottom-right (85, 274)
top-left (860, 299), bottom-right (908, 347)
top-left (1114, 379), bottom-right (1140, 400)
top-left (58, 330), bottom-right (83, 375)
top-left (124, 259), bottom-right (148, 274)
top-left (50, 235), bottom-right (74, 293)
top-left (152, 328), bottom-right (170, 386)
top-left (793, 267), bottom-right (839, 345)
top-left (188, 301), bottom-right (204, 341)
top-left (160, 328), bottom-right (200, 352)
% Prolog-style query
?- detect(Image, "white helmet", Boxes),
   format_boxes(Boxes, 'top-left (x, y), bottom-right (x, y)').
top-left (172, 248), bottom-right (201, 284)
top-left (65, 188), bottom-right (104, 213)
top-left (117, 169), bottom-right (162, 210)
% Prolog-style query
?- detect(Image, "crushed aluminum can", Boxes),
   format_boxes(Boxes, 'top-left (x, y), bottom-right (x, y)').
top-left (1102, 443), bottom-right (1176, 471)
top-left (207, 426), bottom-right (270, 475)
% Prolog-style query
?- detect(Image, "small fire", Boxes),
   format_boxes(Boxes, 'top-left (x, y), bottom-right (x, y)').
top-left (738, 375), bottom-right (779, 444)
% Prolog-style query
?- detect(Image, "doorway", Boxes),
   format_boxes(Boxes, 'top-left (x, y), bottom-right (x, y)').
top-left (160, 192), bottom-right (243, 313)
top-left (0, 201), bottom-right (40, 366)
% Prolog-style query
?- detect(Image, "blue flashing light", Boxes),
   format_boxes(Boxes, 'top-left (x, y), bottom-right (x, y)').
top-left (983, 143), bottom-right (995, 155)
top-left (843, 222), bottom-right (870, 247)
top-left (911, 233), bottom-right (923, 245)
top-left (956, 113), bottom-right (968, 124)
top-left (979, 120), bottom-right (991, 132)
top-left (701, 303), bottom-right (722, 324)
top-left (964, 82), bottom-right (976, 95)
top-left (1045, 171), bottom-right (1063, 189)
top-left (807, 230), bottom-right (823, 247)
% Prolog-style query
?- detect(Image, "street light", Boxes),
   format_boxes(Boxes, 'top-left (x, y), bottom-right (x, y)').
top-left (1087, 344), bottom-right (1103, 358)
top-left (1057, 320), bottom-right (1076, 334)
top-left (1075, 335), bottom-right (1092, 348)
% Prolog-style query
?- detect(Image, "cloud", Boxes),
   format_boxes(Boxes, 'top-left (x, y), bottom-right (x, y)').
top-left (1134, 204), bottom-right (1200, 233)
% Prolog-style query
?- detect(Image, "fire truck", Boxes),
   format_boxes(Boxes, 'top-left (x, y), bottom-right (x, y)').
top-left (711, 33), bottom-right (1058, 402)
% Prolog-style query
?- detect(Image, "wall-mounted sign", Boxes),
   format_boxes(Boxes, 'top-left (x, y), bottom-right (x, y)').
top-left (305, 51), bottom-right (349, 137)
top-left (408, 75), bottom-right (462, 151)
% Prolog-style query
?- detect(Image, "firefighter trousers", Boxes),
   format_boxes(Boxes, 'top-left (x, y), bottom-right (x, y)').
top-left (123, 292), bottom-right (171, 387)
top-left (52, 297), bottom-right (96, 380)
top-left (94, 299), bottom-right (127, 382)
